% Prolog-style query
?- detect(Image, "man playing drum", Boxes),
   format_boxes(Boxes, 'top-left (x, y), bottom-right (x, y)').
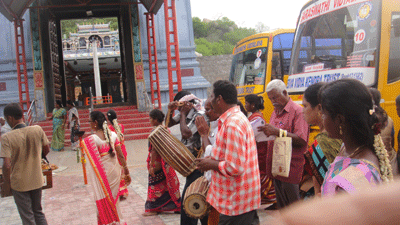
top-left (166, 90), bottom-right (208, 225)
top-left (196, 80), bottom-right (261, 225)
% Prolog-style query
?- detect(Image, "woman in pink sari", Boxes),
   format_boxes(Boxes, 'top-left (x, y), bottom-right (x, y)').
top-left (318, 79), bottom-right (393, 197)
top-left (245, 94), bottom-right (276, 206)
top-left (107, 109), bottom-right (129, 200)
top-left (143, 109), bottom-right (181, 216)
top-left (83, 111), bottom-right (131, 224)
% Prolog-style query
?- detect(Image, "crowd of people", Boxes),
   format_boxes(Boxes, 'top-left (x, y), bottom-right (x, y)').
top-left (1, 78), bottom-right (400, 225)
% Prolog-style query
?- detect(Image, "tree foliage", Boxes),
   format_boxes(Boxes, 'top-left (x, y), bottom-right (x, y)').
top-left (61, 17), bottom-right (118, 38)
top-left (192, 17), bottom-right (257, 56)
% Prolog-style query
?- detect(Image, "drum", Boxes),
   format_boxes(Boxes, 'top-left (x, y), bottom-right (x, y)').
top-left (183, 176), bottom-right (210, 219)
top-left (148, 125), bottom-right (196, 177)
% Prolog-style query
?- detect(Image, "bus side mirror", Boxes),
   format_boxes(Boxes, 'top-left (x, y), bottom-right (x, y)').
top-left (393, 18), bottom-right (400, 37)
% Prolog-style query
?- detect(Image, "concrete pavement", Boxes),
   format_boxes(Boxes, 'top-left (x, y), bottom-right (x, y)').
top-left (0, 134), bottom-right (278, 224)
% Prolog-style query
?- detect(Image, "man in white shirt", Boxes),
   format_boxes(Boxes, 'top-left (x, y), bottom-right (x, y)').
top-left (195, 98), bottom-right (221, 224)
top-left (0, 117), bottom-right (11, 136)
top-left (195, 99), bottom-right (220, 181)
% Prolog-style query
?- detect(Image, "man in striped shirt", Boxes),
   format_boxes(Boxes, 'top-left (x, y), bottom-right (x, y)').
top-left (196, 80), bottom-right (261, 225)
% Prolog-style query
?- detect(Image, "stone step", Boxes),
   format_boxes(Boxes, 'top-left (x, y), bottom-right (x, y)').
top-left (37, 105), bottom-right (152, 146)
top-left (44, 126), bottom-right (153, 138)
top-left (56, 132), bottom-right (151, 147)
top-left (36, 117), bottom-right (150, 128)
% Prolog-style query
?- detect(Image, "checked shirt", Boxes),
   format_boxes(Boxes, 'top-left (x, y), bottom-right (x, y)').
top-left (207, 106), bottom-right (261, 216)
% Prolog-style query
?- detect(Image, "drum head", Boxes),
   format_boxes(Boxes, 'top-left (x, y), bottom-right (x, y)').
top-left (183, 194), bottom-right (209, 219)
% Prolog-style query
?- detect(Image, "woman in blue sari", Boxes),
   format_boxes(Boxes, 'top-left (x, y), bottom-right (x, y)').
top-left (51, 100), bottom-right (67, 151)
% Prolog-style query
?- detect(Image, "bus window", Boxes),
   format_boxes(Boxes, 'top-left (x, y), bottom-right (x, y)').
top-left (273, 33), bottom-right (294, 49)
top-left (273, 33), bottom-right (294, 79)
top-left (283, 50), bottom-right (291, 74)
top-left (388, 13), bottom-right (400, 84)
top-left (230, 47), bottom-right (268, 86)
top-left (290, 2), bottom-right (379, 81)
top-left (272, 52), bottom-right (282, 80)
top-left (293, 36), bottom-right (311, 73)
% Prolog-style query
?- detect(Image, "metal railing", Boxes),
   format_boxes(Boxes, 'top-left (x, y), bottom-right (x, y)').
top-left (85, 95), bottom-right (113, 106)
top-left (25, 100), bottom-right (36, 126)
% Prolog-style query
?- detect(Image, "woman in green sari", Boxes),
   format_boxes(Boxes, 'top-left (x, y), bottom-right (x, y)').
top-left (51, 100), bottom-right (67, 151)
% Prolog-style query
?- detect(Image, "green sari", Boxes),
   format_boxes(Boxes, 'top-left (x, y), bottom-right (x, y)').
top-left (51, 108), bottom-right (66, 151)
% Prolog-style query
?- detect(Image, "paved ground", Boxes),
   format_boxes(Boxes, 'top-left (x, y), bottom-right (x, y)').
top-left (0, 127), bottom-right (279, 224)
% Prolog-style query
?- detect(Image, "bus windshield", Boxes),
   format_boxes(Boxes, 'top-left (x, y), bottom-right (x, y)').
top-left (288, 0), bottom-right (380, 93)
top-left (230, 45), bottom-right (268, 87)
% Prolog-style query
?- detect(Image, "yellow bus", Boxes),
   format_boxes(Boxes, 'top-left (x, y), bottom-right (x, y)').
top-left (229, 29), bottom-right (295, 122)
top-left (287, 0), bottom-right (400, 149)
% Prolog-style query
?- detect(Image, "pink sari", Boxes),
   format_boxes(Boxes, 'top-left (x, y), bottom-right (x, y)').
top-left (82, 133), bottom-right (126, 225)
top-left (109, 124), bottom-right (129, 198)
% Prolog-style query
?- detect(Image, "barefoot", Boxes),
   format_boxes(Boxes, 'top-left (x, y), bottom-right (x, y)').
top-left (142, 211), bottom-right (158, 217)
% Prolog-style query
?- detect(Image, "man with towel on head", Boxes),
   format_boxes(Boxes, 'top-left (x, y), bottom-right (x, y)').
top-left (166, 91), bottom-right (208, 225)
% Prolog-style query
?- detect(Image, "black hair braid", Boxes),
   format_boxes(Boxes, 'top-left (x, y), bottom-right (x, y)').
top-left (105, 124), bottom-right (115, 157)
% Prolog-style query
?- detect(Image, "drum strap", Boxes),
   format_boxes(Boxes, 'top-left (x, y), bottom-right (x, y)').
top-left (165, 108), bottom-right (172, 128)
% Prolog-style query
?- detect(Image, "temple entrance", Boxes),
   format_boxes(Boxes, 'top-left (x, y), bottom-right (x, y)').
top-left (61, 17), bottom-right (126, 106)
top-left (32, 2), bottom-right (139, 112)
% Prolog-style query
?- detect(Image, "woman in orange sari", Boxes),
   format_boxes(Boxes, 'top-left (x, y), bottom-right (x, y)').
top-left (83, 111), bottom-right (131, 224)
top-left (107, 109), bottom-right (129, 200)
top-left (245, 94), bottom-right (276, 207)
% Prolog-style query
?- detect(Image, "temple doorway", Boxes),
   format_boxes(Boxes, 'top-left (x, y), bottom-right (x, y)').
top-left (61, 17), bottom-right (126, 106)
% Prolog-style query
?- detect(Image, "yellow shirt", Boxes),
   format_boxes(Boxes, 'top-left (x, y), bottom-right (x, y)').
top-left (0, 125), bottom-right (49, 192)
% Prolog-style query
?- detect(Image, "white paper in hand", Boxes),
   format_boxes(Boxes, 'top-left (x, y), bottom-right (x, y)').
top-left (251, 117), bottom-right (276, 142)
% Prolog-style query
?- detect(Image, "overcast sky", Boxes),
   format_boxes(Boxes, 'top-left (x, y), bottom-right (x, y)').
top-left (190, 0), bottom-right (310, 30)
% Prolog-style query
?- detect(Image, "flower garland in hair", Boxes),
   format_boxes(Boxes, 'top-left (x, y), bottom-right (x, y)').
top-left (102, 121), bottom-right (110, 143)
top-left (373, 134), bottom-right (394, 182)
top-left (112, 119), bottom-right (124, 142)
top-left (102, 121), bottom-right (116, 152)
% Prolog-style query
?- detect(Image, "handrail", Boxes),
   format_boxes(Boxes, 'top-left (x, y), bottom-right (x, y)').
top-left (25, 100), bottom-right (36, 126)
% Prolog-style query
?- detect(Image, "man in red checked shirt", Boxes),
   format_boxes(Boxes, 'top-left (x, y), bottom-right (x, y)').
top-left (196, 80), bottom-right (261, 225)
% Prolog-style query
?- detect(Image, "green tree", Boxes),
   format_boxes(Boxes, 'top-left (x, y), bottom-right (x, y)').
top-left (194, 38), bottom-right (212, 56)
top-left (222, 27), bottom-right (257, 46)
top-left (193, 16), bottom-right (259, 56)
top-left (61, 19), bottom-right (80, 38)
top-left (192, 17), bottom-right (208, 39)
